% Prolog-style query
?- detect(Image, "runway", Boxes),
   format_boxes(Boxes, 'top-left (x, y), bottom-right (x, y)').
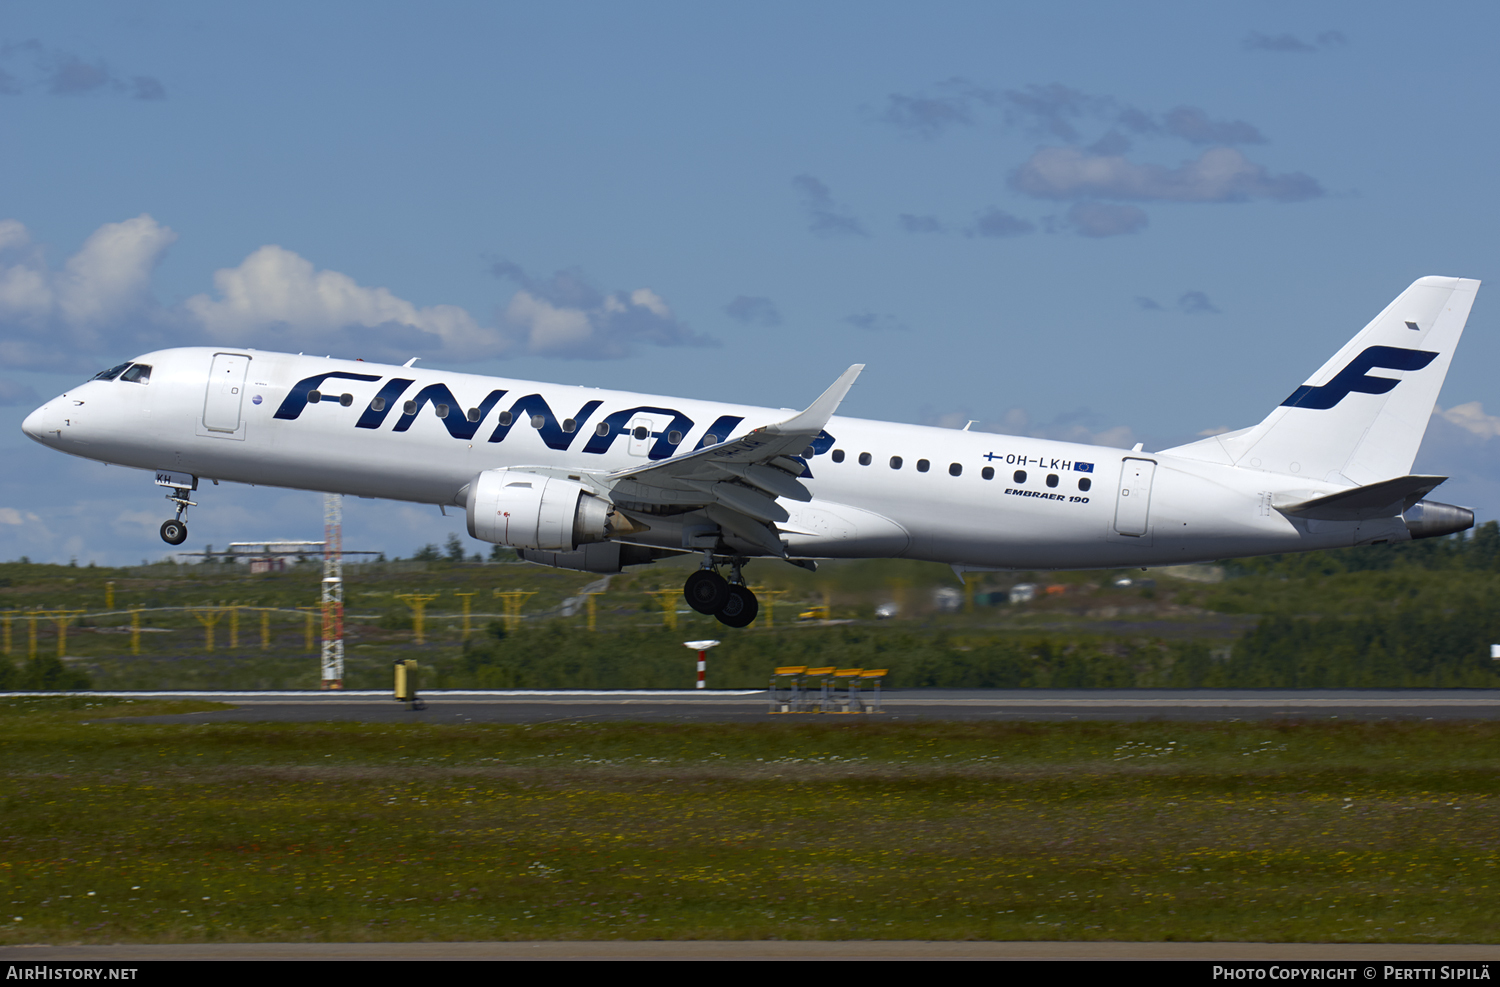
top-left (59, 688), bottom-right (1500, 723)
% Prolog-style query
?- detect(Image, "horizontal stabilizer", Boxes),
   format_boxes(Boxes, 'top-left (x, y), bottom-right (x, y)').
top-left (1276, 474), bottom-right (1447, 521)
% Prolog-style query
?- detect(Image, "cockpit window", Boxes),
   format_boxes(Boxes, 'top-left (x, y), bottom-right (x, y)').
top-left (120, 364), bottom-right (152, 384)
top-left (92, 363), bottom-right (131, 381)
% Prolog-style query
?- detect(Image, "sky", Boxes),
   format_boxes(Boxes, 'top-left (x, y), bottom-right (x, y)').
top-left (3, 1), bottom-right (1500, 565)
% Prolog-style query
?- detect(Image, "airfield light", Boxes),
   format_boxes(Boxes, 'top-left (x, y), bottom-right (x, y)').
top-left (683, 639), bottom-right (721, 690)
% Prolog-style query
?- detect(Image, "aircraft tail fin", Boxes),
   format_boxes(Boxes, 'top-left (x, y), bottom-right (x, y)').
top-left (1163, 276), bottom-right (1480, 485)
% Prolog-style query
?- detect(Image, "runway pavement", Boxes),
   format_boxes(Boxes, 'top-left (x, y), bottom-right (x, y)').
top-left (65, 688), bottom-right (1500, 724)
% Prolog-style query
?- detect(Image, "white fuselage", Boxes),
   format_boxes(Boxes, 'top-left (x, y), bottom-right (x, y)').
top-left (22, 347), bottom-right (1403, 569)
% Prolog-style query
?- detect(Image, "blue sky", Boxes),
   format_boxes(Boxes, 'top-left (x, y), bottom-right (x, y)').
top-left (3, 1), bottom-right (1499, 564)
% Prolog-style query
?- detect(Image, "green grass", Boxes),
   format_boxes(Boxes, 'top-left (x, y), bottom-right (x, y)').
top-left (1, 701), bottom-right (1497, 944)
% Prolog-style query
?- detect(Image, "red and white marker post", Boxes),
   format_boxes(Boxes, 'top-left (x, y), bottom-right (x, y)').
top-left (683, 639), bottom-right (721, 689)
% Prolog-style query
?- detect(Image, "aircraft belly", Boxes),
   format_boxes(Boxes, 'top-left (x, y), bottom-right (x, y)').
top-left (780, 500), bottom-right (910, 558)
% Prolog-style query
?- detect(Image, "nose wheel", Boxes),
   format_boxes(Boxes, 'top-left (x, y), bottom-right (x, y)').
top-left (160, 519), bottom-right (188, 545)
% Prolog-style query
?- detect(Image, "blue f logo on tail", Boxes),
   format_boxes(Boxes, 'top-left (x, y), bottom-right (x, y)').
top-left (1280, 345), bottom-right (1437, 410)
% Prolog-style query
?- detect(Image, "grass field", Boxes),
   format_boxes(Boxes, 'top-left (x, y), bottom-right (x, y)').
top-left (1, 697), bottom-right (1497, 944)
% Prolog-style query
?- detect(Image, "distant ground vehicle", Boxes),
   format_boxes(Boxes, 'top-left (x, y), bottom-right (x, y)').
top-left (797, 605), bottom-right (831, 621)
top-left (875, 603), bottom-right (898, 619)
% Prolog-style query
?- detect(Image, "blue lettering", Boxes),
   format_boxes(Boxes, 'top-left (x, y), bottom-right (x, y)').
top-left (355, 378), bottom-right (416, 429)
top-left (393, 384), bottom-right (508, 440)
top-left (781, 429), bottom-right (834, 479)
top-left (488, 394), bottom-right (603, 450)
top-left (581, 405), bottom-right (695, 459)
top-left (693, 415), bottom-right (745, 451)
top-left (273, 372), bottom-right (382, 420)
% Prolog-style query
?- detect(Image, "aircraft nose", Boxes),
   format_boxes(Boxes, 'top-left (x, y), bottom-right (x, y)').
top-left (21, 402), bottom-right (52, 442)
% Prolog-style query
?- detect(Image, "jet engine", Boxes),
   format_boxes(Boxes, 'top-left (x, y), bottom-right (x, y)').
top-left (1403, 499), bottom-right (1474, 540)
top-left (465, 469), bottom-right (612, 550)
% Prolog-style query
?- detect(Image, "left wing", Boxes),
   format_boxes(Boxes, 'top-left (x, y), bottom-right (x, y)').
top-left (605, 365), bottom-right (864, 555)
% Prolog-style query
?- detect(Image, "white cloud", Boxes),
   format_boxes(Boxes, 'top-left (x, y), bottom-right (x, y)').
top-left (183, 244), bottom-right (496, 360)
top-left (0, 216), bottom-right (710, 370)
top-left (1012, 146), bottom-right (1323, 203)
top-left (0, 215), bottom-right (177, 370)
top-left (1437, 402), bottom-right (1500, 439)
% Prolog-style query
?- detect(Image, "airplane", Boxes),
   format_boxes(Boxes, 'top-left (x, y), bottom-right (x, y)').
top-left (20, 275), bottom-right (1480, 628)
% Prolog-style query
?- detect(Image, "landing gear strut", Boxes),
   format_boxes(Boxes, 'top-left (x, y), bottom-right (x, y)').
top-left (159, 484), bottom-right (195, 545)
top-left (682, 555), bottom-right (759, 628)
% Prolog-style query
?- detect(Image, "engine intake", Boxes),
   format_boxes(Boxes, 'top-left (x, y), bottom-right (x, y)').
top-left (465, 470), bottom-right (611, 550)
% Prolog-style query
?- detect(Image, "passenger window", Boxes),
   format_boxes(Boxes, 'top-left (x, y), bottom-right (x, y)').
top-left (435, 403), bottom-right (450, 418)
top-left (949, 463), bottom-right (962, 477)
top-left (340, 393), bottom-right (353, 407)
top-left (595, 422), bottom-right (610, 436)
top-left (371, 397), bottom-right (386, 412)
top-left (1046, 474), bottom-right (1059, 488)
top-left (532, 415), bottom-right (547, 429)
top-left (890, 456), bottom-right (903, 469)
top-left (982, 466), bottom-right (994, 480)
top-left (308, 390), bottom-right (323, 404)
top-left (466, 407), bottom-right (480, 422)
top-left (668, 429), bottom-right (682, 444)
top-left (1013, 470), bottom-right (1027, 483)
top-left (93, 363), bottom-right (131, 381)
top-left (858, 452), bottom-right (872, 466)
top-left (565, 419), bottom-right (580, 434)
top-left (705, 434), bottom-right (718, 445)
top-left (498, 410), bottom-right (513, 426)
top-left (632, 426), bottom-right (649, 440)
top-left (1079, 477), bottom-right (1092, 492)
top-left (917, 459), bottom-right (930, 472)
top-left (831, 449), bottom-right (846, 463)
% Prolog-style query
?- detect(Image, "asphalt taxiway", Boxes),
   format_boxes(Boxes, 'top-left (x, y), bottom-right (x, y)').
top-left (63, 688), bottom-right (1500, 724)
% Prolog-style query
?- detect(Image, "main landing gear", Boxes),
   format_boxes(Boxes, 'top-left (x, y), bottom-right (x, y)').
top-left (159, 485), bottom-right (196, 546)
top-left (683, 556), bottom-right (759, 628)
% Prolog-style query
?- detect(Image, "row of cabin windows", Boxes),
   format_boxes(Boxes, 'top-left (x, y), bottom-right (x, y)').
top-left (829, 448), bottom-right (1092, 492)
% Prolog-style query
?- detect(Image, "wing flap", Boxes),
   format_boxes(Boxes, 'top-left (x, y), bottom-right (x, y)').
top-left (704, 503), bottom-right (786, 556)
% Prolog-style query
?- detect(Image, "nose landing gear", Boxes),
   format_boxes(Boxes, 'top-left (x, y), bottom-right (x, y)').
top-left (155, 474), bottom-right (198, 545)
top-left (682, 555), bottom-right (759, 628)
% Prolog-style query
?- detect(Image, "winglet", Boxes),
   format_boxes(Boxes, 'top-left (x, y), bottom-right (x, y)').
top-left (768, 364), bottom-right (864, 436)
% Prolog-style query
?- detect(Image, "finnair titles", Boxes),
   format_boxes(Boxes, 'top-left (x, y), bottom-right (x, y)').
top-left (22, 276), bottom-right (1480, 627)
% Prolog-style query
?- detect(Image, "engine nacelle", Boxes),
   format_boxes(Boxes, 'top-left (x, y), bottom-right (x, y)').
top-left (1404, 499), bottom-right (1475, 540)
top-left (465, 470), bottom-right (611, 551)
